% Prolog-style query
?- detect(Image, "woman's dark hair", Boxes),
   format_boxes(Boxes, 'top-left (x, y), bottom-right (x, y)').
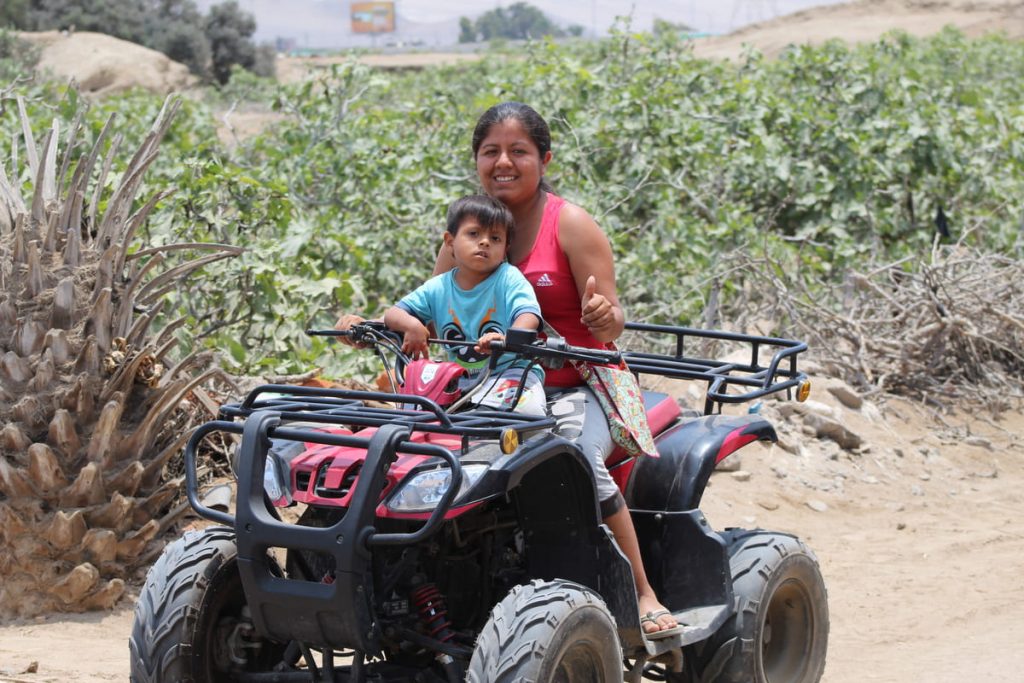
top-left (446, 194), bottom-right (517, 244)
top-left (471, 101), bottom-right (554, 193)
top-left (472, 101), bottom-right (551, 157)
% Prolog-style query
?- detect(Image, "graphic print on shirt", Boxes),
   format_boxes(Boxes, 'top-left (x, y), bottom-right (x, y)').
top-left (440, 303), bottom-right (501, 371)
top-left (535, 273), bottom-right (554, 287)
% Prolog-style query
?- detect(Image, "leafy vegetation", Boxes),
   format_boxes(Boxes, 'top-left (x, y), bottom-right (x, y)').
top-left (0, 28), bottom-right (39, 81)
top-left (3, 28), bottom-right (1023, 380)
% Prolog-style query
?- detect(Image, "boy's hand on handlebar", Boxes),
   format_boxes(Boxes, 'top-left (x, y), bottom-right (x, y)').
top-left (475, 332), bottom-right (504, 355)
top-left (400, 323), bottom-right (430, 359)
top-left (384, 306), bottom-right (431, 359)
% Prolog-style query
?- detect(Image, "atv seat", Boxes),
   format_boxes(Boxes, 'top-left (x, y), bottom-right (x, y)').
top-left (605, 391), bottom-right (680, 470)
top-left (643, 390), bottom-right (681, 437)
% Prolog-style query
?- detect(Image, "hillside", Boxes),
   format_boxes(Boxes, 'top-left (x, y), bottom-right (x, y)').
top-left (692, 0), bottom-right (1024, 59)
top-left (18, 31), bottom-right (196, 96)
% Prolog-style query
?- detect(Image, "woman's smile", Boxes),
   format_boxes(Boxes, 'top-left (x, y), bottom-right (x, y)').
top-left (475, 119), bottom-right (550, 205)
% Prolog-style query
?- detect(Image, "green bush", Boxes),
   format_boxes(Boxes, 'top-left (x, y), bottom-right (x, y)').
top-left (5, 28), bottom-right (1024, 376)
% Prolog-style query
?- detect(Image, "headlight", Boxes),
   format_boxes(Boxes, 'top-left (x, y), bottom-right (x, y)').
top-left (263, 437), bottom-right (303, 508)
top-left (387, 463), bottom-right (489, 513)
top-left (263, 453), bottom-right (293, 507)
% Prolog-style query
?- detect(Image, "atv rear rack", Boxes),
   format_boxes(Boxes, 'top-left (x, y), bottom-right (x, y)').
top-left (621, 322), bottom-right (808, 415)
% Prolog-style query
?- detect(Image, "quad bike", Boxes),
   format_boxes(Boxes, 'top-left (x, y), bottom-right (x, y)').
top-left (129, 322), bottom-right (828, 682)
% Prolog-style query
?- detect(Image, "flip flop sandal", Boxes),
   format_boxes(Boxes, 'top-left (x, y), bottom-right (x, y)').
top-left (640, 609), bottom-right (685, 640)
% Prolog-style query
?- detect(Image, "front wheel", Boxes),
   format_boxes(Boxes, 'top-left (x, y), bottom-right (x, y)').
top-left (685, 530), bottom-right (829, 683)
top-left (467, 579), bottom-right (623, 683)
top-left (129, 526), bottom-right (289, 682)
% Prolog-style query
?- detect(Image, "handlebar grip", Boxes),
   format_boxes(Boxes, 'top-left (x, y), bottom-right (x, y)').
top-left (568, 346), bottom-right (621, 364)
top-left (306, 329), bottom-right (351, 337)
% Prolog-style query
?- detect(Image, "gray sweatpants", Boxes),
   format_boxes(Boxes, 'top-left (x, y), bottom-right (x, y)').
top-left (546, 386), bottom-right (619, 507)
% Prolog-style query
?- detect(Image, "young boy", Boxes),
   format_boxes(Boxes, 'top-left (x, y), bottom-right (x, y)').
top-left (383, 195), bottom-right (545, 415)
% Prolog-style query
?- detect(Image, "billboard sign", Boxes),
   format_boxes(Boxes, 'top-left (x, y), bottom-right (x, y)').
top-left (351, 2), bottom-right (396, 34)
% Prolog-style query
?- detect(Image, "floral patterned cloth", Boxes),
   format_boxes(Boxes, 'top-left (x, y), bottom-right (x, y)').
top-left (572, 360), bottom-right (658, 458)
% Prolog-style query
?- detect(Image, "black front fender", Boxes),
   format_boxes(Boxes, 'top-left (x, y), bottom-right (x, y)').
top-left (626, 414), bottom-right (777, 511)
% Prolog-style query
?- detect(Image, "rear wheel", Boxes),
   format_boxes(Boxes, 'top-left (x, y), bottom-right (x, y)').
top-left (129, 526), bottom-right (289, 682)
top-left (685, 530), bottom-right (828, 683)
top-left (467, 579), bottom-right (623, 683)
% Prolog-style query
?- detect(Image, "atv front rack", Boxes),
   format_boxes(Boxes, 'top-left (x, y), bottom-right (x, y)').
top-left (189, 384), bottom-right (556, 532)
top-left (220, 383), bottom-right (556, 442)
top-left (621, 322), bottom-right (808, 415)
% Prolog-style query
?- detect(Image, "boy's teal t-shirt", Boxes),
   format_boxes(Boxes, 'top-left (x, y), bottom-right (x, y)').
top-left (396, 262), bottom-right (543, 379)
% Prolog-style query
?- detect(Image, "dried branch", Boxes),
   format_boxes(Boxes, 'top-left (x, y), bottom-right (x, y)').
top-left (729, 246), bottom-right (1024, 412)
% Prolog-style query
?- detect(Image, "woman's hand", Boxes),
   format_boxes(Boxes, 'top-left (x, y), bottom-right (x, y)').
top-left (475, 332), bottom-right (505, 355)
top-left (334, 313), bottom-right (367, 347)
top-left (580, 276), bottom-right (618, 339)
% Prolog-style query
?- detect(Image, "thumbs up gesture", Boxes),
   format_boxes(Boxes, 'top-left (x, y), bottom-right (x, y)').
top-left (580, 275), bottom-right (613, 334)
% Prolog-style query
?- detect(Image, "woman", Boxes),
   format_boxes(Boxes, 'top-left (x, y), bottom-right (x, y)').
top-left (339, 101), bottom-right (679, 637)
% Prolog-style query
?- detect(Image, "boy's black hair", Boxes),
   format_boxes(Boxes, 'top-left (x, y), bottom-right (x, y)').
top-left (446, 194), bottom-right (516, 244)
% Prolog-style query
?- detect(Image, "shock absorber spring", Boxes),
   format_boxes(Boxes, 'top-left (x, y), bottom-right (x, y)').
top-left (411, 583), bottom-right (455, 643)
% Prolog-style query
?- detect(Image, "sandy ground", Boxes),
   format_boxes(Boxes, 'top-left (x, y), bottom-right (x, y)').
top-left (1, 377), bottom-right (1022, 682)
top-left (275, 52), bottom-right (482, 84)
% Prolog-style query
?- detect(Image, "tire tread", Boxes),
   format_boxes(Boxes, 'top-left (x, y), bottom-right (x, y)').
top-left (467, 579), bottom-right (620, 683)
top-left (129, 527), bottom-right (237, 683)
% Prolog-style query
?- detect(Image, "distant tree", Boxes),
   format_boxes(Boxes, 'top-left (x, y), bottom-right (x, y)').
top-left (652, 18), bottom-right (694, 38)
top-left (205, 0), bottom-right (256, 85)
top-left (145, 0), bottom-right (210, 78)
top-left (0, 0), bottom-right (30, 29)
top-left (469, 2), bottom-right (564, 42)
top-left (458, 16), bottom-right (475, 43)
top-left (159, 21), bottom-right (211, 77)
top-left (252, 42), bottom-right (276, 79)
top-left (27, 0), bottom-right (147, 43)
top-left (568, 24), bottom-right (584, 37)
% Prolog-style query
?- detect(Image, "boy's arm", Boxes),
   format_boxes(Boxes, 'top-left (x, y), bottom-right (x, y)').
top-left (511, 312), bottom-right (540, 330)
top-left (384, 306), bottom-right (430, 359)
top-left (475, 313), bottom-right (540, 355)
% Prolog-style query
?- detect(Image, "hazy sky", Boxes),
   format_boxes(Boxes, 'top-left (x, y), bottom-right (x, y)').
top-left (390, 0), bottom-right (843, 35)
top-left (205, 1), bottom-right (847, 48)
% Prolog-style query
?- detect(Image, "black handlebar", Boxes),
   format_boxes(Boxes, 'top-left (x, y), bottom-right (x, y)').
top-left (306, 326), bottom-right (621, 367)
top-left (307, 323), bottom-right (399, 347)
top-left (490, 335), bottom-right (621, 366)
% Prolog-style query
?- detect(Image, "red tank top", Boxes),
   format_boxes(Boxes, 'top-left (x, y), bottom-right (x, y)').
top-left (516, 193), bottom-right (609, 387)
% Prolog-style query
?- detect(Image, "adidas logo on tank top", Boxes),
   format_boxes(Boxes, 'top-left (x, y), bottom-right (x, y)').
top-left (535, 273), bottom-right (554, 287)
